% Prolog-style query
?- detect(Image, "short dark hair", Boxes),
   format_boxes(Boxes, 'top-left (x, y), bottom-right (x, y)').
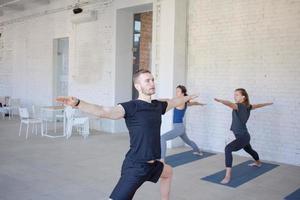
top-left (133, 69), bottom-right (151, 83)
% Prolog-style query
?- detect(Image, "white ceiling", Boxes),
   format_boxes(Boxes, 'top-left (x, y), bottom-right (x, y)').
top-left (0, 0), bottom-right (53, 16)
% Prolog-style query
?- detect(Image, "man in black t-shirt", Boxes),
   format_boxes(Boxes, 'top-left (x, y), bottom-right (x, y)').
top-left (57, 69), bottom-right (197, 200)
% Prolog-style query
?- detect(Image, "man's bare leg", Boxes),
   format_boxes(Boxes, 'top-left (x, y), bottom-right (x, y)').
top-left (160, 163), bottom-right (173, 200)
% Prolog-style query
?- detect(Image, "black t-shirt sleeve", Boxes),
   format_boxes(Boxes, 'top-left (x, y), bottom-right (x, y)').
top-left (159, 101), bottom-right (168, 115)
top-left (119, 101), bottom-right (137, 118)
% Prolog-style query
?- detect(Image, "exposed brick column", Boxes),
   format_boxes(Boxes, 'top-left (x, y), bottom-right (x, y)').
top-left (139, 11), bottom-right (153, 70)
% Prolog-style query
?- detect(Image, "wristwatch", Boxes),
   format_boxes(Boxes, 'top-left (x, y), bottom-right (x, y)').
top-left (74, 98), bottom-right (81, 107)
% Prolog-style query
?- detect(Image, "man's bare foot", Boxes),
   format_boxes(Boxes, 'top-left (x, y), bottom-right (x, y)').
top-left (220, 176), bottom-right (231, 184)
top-left (248, 161), bottom-right (262, 167)
top-left (193, 151), bottom-right (203, 156)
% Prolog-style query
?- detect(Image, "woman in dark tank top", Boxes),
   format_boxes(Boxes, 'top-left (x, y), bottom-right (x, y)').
top-left (215, 88), bottom-right (273, 184)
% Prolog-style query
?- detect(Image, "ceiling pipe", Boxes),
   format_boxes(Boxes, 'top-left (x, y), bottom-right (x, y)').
top-left (0, 0), bottom-right (112, 26)
top-left (0, 0), bottom-right (23, 8)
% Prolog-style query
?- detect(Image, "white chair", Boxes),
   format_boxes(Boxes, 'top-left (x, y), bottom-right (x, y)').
top-left (64, 106), bottom-right (89, 139)
top-left (54, 111), bottom-right (64, 133)
top-left (19, 107), bottom-right (43, 139)
top-left (7, 98), bottom-right (21, 119)
top-left (0, 107), bottom-right (6, 118)
top-left (32, 105), bottom-right (48, 134)
top-left (32, 105), bottom-right (39, 119)
top-left (32, 105), bottom-right (48, 121)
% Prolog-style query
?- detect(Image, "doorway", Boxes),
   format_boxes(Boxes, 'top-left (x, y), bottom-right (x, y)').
top-left (132, 11), bottom-right (153, 99)
top-left (114, 3), bottom-right (153, 132)
top-left (53, 38), bottom-right (69, 102)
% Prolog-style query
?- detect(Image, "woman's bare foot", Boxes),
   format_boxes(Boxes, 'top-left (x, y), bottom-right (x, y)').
top-left (220, 167), bottom-right (232, 184)
top-left (193, 151), bottom-right (203, 156)
top-left (248, 160), bottom-right (262, 167)
top-left (220, 176), bottom-right (231, 184)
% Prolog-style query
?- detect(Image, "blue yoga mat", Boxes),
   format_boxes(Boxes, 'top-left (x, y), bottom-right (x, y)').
top-left (165, 150), bottom-right (216, 168)
top-left (201, 160), bottom-right (279, 188)
top-left (284, 188), bottom-right (300, 200)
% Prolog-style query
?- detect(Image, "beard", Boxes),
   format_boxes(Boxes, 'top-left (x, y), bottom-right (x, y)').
top-left (141, 87), bottom-right (155, 96)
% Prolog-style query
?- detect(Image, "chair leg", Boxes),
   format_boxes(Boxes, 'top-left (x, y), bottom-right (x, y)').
top-left (10, 109), bottom-right (13, 119)
top-left (54, 116), bottom-right (57, 133)
top-left (26, 124), bottom-right (29, 139)
top-left (63, 116), bottom-right (66, 136)
top-left (66, 123), bottom-right (72, 139)
top-left (19, 123), bottom-right (22, 136)
top-left (45, 121), bottom-right (48, 135)
top-left (41, 123), bottom-right (44, 136)
top-left (83, 121), bottom-right (89, 139)
top-left (35, 124), bottom-right (38, 135)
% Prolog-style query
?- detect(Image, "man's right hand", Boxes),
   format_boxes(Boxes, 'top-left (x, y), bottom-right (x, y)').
top-left (56, 96), bottom-right (78, 107)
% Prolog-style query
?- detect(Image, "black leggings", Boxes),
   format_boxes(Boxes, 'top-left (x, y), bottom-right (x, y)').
top-left (225, 133), bottom-right (259, 168)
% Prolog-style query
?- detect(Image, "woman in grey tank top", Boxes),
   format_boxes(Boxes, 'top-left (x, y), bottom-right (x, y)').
top-left (215, 88), bottom-right (273, 184)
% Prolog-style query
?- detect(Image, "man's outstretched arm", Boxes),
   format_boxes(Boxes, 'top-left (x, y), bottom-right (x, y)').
top-left (56, 96), bottom-right (125, 120)
top-left (165, 95), bottom-right (198, 112)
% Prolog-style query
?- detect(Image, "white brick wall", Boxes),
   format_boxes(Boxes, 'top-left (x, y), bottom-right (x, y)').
top-left (0, 0), bottom-right (154, 133)
top-left (0, 26), bottom-right (13, 96)
top-left (186, 0), bottom-right (300, 166)
top-left (0, 1), bottom-right (115, 131)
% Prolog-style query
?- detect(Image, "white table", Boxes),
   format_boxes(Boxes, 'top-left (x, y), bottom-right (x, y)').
top-left (41, 106), bottom-right (65, 138)
top-left (0, 107), bottom-right (7, 118)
